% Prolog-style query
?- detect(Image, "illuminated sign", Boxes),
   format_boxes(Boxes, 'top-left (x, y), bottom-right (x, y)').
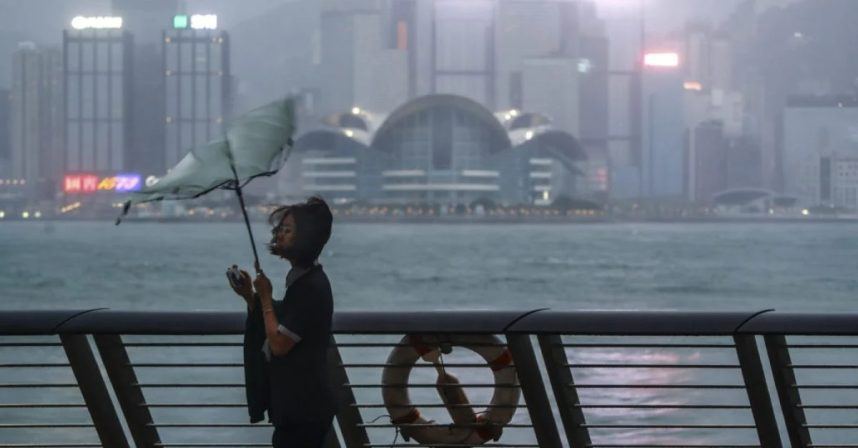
top-left (191, 14), bottom-right (218, 29)
top-left (173, 15), bottom-right (189, 29)
top-left (64, 173), bottom-right (142, 194)
top-left (683, 81), bottom-right (703, 91)
top-left (173, 14), bottom-right (217, 29)
top-left (71, 16), bottom-right (123, 30)
top-left (643, 52), bottom-right (680, 68)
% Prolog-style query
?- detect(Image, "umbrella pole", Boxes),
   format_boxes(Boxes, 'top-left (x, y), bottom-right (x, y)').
top-left (230, 165), bottom-right (262, 274)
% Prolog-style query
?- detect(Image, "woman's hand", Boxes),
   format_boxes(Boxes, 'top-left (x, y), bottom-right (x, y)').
top-left (253, 270), bottom-right (273, 305)
top-left (227, 265), bottom-right (254, 300)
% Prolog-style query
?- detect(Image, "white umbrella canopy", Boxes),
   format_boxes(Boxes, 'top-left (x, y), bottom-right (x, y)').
top-left (116, 97), bottom-right (296, 272)
top-left (122, 98), bottom-right (295, 207)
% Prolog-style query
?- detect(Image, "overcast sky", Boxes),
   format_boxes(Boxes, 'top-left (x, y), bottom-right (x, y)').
top-left (0, 0), bottom-right (794, 89)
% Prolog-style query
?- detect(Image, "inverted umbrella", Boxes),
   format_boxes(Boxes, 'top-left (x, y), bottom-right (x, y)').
top-left (116, 98), bottom-right (296, 273)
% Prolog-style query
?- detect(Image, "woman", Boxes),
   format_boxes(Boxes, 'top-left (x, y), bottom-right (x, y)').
top-left (229, 196), bottom-right (336, 448)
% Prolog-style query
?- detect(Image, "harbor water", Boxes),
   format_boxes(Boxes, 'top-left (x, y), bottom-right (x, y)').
top-left (1, 221), bottom-right (857, 446)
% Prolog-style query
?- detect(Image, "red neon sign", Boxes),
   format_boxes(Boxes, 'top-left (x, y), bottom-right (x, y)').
top-left (64, 173), bottom-right (141, 194)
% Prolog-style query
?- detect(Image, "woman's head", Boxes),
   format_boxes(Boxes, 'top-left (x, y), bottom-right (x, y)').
top-left (267, 196), bottom-right (333, 267)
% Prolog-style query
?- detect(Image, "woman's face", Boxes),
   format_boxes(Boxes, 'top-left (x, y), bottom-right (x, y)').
top-left (269, 213), bottom-right (297, 259)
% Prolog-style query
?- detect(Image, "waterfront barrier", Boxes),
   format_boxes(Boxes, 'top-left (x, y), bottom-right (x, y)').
top-left (1, 308), bottom-right (857, 448)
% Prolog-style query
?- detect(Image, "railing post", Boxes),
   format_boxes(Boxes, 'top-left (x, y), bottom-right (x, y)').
top-left (764, 335), bottom-right (812, 448)
top-left (60, 334), bottom-right (130, 448)
top-left (93, 334), bottom-right (161, 448)
top-left (328, 336), bottom-right (370, 448)
top-left (506, 333), bottom-right (563, 448)
top-left (733, 335), bottom-right (782, 448)
top-left (537, 334), bottom-right (592, 448)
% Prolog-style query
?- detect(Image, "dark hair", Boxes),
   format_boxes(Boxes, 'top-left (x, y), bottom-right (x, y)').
top-left (268, 196), bottom-right (333, 266)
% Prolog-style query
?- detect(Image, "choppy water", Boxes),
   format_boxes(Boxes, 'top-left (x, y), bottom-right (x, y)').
top-left (1, 221), bottom-right (857, 446)
top-left (2, 221), bottom-right (857, 311)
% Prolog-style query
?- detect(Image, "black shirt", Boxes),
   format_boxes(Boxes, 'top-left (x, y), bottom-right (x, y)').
top-left (245, 264), bottom-right (337, 424)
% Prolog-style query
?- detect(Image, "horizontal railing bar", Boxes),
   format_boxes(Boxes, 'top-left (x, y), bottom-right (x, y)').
top-left (808, 446), bottom-right (858, 448)
top-left (573, 404), bottom-right (751, 409)
top-left (790, 364), bottom-right (858, 369)
top-left (789, 345), bottom-right (858, 349)
top-left (808, 445), bottom-right (858, 448)
top-left (126, 363), bottom-right (243, 368)
top-left (357, 423), bottom-right (533, 428)
top-left (0, 343), bottom-right (62, 347)
top-left (0, 403), bottom-right (86, 408)
top-left (340, 363), bottom-right (515, 369)
top-left (798, 405), bottom-right (858, 409)
top-left (569, 384), bottom-right (745, 389)
top-left (804, 424), bottom-right (858, 429)
top-left (792, 385), bottom-right (858, 389)
top-left (145, 423), bottom-right (265, 428)
top-left (141, 403), bottom-right (245, 408)
top-left (338, 343), bottom-right (509, 348)
top-left (581, 424), bottom-right (757, 429)
top-left (133, 383), bottom-right (243, 388)
top-left (350, 403), bottom-right (527, 408)
top-left (559, 343), bottom-right (736, 348)
top-left (587, 445), bottom-right (760, 448)
top-left (0, 383), bottom-right (78, 388)
top-left (344, 383), bottom-right (517, 388)
top-left (361, 445), bottom-right (538, 447)
top-left (0, 363), bottom-right (71, 368)
top-left (153, 444), bottom-right (270, 447)
top-left (0, 444), bottom-right (102, 447)
top-left (565, 363), bottom-right (740, 369)
top-left (124, 343), bottom-right (242, 347)
top-left (0, 423), bottom-right (94, 428)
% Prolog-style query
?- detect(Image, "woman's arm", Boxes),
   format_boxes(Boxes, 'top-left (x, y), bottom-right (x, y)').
top-left (254, 271), bottom-right (298, 357)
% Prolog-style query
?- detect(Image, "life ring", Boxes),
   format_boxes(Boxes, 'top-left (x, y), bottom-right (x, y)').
top-left (382, 334), bottom-right (520, 445)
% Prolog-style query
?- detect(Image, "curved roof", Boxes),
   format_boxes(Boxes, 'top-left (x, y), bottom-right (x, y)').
top-left (510, 128), bottom-right (588, 175)
top-left (372, 94), bottom-right (512, 151)
top-left (293, 129), bottom-right (370, 152)
top-left (712, 188), bottom-right (775, 205)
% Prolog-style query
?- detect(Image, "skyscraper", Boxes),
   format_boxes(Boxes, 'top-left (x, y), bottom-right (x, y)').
top-left (163, 17), bottom-right (231, 168)
top-left (10, 43), bottom-right (63, 199)
top-left (112, 0), bottom-right (178, 175)
top-left (63, 22), bottom-right (131, 173)
top-left (641, 53), bottom-right (686, 198)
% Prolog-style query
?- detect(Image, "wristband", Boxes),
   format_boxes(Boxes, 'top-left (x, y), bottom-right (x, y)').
top-left (262, 307), bottom-right (274, 314)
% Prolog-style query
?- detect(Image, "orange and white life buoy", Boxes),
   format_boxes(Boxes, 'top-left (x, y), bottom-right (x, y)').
top-left (382, 334), bottom-right (520, 445)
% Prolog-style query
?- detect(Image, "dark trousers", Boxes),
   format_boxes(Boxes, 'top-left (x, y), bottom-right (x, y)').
top-left (272, 418), bottom-right (333, 448)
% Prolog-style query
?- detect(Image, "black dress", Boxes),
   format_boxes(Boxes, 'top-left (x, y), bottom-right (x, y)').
top-left (243, 264), bottom-right (337, 446)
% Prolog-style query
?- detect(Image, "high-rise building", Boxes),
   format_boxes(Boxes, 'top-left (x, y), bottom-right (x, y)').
top-left (690, 120), bottom-right (727, 202)
top-left (0, 89), bottom-right (9, 168)
top-left (317, 4), bottom-right (408, 116)
top-left (63, 23), bottom-right (131, 174)
top-left (163, 20), bottom-right (231, 168)
top-left (10, 43), bottom-right (63, 199)
top-left (782, 95), bottom-right (858, 206)
top-left (112, 0), bottom-right (178, 175)
top-left (641, 55), bottom-right (686, 198)
top-left (431, 0), bottom-right (496, 107)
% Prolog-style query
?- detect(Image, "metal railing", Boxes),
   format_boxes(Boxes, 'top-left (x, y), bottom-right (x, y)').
top-left (2, 308), bottom-right (858, 448)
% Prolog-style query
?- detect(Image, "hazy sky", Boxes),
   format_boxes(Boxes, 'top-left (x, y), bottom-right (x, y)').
top-left (0, 0), bottom-right (793, 89)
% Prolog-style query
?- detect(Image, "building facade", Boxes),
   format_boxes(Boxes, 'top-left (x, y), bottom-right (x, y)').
top-left (10, 43), bottom-right (63, 200)
top-left (782, 95), bottom-right (858, 206)
top-left (62, 27), bottom-right (131, 174)
top-left (163, 26), bottom-right (231, 168)
top-left (286, 94), bottom-right (588, 206)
